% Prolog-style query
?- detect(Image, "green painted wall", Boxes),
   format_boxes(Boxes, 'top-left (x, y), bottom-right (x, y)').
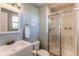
top-left (0, 3), bottom-right (39, 45)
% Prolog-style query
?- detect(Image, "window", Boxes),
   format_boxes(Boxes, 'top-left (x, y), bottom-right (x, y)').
top-left (12, 16), bottom-right (19, 30)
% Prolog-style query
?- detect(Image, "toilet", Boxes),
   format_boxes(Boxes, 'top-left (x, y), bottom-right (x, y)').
top-left (32, 41), bottom-right (49, 56)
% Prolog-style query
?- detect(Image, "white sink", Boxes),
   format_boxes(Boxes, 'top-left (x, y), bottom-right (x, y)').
top-left (0, 40), bottom-right (33, 56)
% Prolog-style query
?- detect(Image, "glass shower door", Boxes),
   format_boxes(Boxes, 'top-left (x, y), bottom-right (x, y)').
top-left (48, 14), bottom-right (61, 56)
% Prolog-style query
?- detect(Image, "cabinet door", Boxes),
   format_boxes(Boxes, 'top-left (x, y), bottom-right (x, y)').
top-left (61, 10), bottom-right (77, 56)
top-left (0, 12), bottom-right (8, 32)
top-left (77, 10), bottom-right (79, 56)
top-left (49, 14), bottom-right (61, 55)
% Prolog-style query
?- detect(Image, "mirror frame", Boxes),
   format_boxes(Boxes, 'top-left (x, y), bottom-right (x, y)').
top-left (0, 3), bottom-right (20, 34)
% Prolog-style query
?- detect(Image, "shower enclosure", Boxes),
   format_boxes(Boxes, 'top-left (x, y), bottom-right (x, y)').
top-left (48, 14), bottom-right (61, 56)
top-left (48, 8), bottom-right (78, 56)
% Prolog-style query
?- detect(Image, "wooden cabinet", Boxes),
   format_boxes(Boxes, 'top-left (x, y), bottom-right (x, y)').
top-left (61, 10), bottom-right (77, 56)
top-left (0, 12), bottom-right (8, 32)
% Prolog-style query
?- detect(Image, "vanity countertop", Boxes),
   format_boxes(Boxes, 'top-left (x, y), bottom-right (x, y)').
top-left (0, 40), bottom-right (32, 56)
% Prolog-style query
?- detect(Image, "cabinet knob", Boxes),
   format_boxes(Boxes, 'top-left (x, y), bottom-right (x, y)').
top-left (64, 27), bottom-right (72, 30)
top-left (53, 28), bottom-right (55, 30)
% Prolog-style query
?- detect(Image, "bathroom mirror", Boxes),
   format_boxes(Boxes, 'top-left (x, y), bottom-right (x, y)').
top-left (0, 7), bottom-right (20, 34)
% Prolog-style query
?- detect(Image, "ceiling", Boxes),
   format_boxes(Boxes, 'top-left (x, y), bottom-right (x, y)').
top-left (34, 3), bottom-right (75, 11)
top-left (48, 3), bottom-right (74, 9)
top-left (48, 3), bottom-right (75, 13)
top-left (35, 3), bottom-right (74, 8)
top-left (34, 3), bottom-right (45, 6)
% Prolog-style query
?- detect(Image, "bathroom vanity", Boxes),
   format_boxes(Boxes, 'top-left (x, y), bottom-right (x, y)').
top-left (0, 40), bottom-right (33, 56)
